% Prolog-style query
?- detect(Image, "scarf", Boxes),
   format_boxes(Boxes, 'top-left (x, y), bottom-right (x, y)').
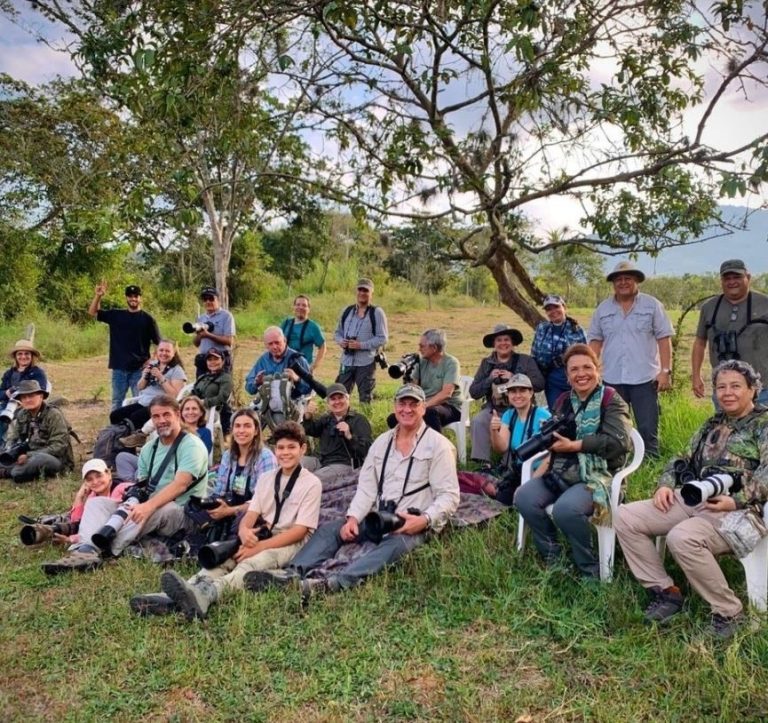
top-left (572, 383), bottom-right (613, 525)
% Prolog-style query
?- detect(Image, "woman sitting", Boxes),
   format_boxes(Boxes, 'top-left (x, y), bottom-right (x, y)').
top-left (0, 339), bottom-right (49, 442)
top-left (486, 374), bottom-right (551, 505)
top-left (191, 348), bottom-right (233, 434)
top-left (615, 360), bottom-right (768, 639)
top-left (515, 343), bottom-right (632, 579)
top-left (109, 339), bottom-right (186, 430)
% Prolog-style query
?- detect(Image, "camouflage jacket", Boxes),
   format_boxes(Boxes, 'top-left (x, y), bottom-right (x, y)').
top-left (5, 403), bottom-right (74, 470)
top-left (659, 405), bottom-right (768, 508)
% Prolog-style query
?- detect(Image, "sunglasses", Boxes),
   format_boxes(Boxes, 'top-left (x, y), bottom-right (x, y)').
top-left (201, 295), bottom-right (215, 301)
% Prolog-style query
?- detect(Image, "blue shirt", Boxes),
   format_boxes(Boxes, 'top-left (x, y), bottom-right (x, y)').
top-left (500, 406), bottom-right (551, 459)
top-left (244, 348), bottom-right (311, 397)
top-left (531, 318), bottom-right (586, 372)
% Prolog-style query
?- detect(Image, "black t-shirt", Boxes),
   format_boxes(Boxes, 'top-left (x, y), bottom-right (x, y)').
top-left (97, 309), bottom-right (161, 371)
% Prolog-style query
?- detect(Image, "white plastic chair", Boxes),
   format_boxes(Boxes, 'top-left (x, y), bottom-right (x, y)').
top-left (655, 506), bottom-right (768, 612)
top-left (446, 375), bottom-right (473, 465)
top-left (516, 427), bottom-right (645, 582)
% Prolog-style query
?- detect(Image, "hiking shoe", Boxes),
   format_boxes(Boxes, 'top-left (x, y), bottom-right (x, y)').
top-left (129, 592), bottom-right (178, 617)
top-left (300, 577), bottom-right (333, 610)
top-left (243, 568), bottom-right (299, 592)
top-left (161, 570), bottom-right (217, 620)
top-left (643, 586), bottom-right (684, 623)
top-left (42, 551), bottom-right (102, 576)
top-left (710, 612), bottom-right (744, 640)
top-left (120, 431), bottom-right (147, 448)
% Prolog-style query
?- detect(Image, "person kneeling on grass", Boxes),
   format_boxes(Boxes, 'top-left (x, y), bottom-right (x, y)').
top-left (615, 360), bottom-right (768, 640)
top-left (43, 395), bottom-right (208, 575)
top-left (244, 384), bottom-right (460, 604)
top-left (130, 421), bottom-right (321, 620)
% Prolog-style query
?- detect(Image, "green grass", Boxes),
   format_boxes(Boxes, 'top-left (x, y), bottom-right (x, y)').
top-left (2, 388), bottom-right (767, 721)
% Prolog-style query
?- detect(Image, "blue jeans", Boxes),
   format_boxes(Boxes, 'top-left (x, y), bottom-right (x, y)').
top-left (111, 369), bottom-right (143, 411)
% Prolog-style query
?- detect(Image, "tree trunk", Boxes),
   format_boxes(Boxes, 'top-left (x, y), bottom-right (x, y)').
top-left (485, 254), bottom-right (545, 330)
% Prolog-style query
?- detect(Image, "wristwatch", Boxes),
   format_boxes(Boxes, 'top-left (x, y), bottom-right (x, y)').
top-left (422, 512), bottom-right (433, 530)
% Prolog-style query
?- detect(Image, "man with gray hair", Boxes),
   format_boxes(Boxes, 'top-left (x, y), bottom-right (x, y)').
top-left (387, 329), bottom-right (463, 432)
top-left (692, 259), bottom-right (768, 406)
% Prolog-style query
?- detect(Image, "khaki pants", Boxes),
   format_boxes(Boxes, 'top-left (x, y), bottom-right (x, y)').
top-left (192, 539), bottom-right (306, 595)
top-left (614, 490), bottom-right (743, 617)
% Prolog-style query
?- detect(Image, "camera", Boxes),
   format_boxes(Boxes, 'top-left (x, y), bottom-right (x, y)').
top-left (289, 361), bottom-right (328, 398)
top-left (122, 479), bottom-right (151, 504)
top-left (359, 501), bottom-right (421, 544)
top-left (0, 441), bottom-right (30, 466)
top-left (374, 349), bottom-right (388, 369)
top-left (182, 321), bottom-right (215, 335)
top-left (189, 495), bottom-right (227, 511)
top-left (515, 414), bottom-right (577, 462)
top-left (388, 353), bottom-right (419, 382)
top-left (681, 473), bottom-right (734, 506)
top-left (197, 520), bottom-right (272, 569)
top-left (19, 520), bottom-right (78, 546)
top-left (0, 399), bottom-right (19, 422)
top-left (672, 459), bottom-right (697, 485)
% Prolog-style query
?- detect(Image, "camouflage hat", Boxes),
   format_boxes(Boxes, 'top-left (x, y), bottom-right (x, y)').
top-left (394, 384), bottom-right (426, 402)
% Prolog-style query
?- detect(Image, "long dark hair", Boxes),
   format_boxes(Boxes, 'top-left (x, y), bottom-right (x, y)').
top-left (229, 408), bottom-right (264, 466)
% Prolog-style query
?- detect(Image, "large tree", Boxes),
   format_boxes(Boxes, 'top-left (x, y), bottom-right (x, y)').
top-left (256, 0), bottom-right (768, 325)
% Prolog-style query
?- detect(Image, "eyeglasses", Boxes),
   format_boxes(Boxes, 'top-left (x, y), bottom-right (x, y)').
top-left (201, 295), bottom-right (215, 301)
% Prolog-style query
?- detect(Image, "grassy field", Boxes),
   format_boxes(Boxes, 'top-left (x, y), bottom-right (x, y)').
top-left (1, 300), bottom-right (766, 722)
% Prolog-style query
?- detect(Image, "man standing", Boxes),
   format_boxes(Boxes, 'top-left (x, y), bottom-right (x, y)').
top-left (88, 281), bottom-right (161, 409)
top-left (0, 380), bottom-right (74, 483)
top-left (244, 384), bottom-right (459, 602)
top-left (302, 383), bottom-right (373, 485)
top-left (280, 294), bottom-right (327, 373)
top-left (42, 395), bottom-right (208, 574)
top-left (692, 259), bottom-right (768, 406)
top-left (333, 278), bottom-right (389, 404)
top-left (588, 261), bottom-right (673, 457)
top-left (192, 286), bottom-right (236, 378)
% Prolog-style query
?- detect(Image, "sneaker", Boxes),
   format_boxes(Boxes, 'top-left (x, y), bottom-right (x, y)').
top-left (120, 431), bottom-right (148, 448)
top-left (42, 551), bottom-right (102, 576)
top-left (643, 586), bottom-right (684, 624)
top-left (129, 592), bottom-right (178, 617)
top-left (710, 612), bottom-right (744, 640)
top-left (243, 568), bottom-right (299, 592)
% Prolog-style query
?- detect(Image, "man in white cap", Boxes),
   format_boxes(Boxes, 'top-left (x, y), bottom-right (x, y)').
top-left (333, 278), bottom-right (389, 403)
top-left (0, 380), bottom-right (73, 482)
top-left (692, 259), bottom-right (768, 406)
top-left (244, 383), bottom-right (459, 603)
top-left (588, 260), bottom-right (673, 457)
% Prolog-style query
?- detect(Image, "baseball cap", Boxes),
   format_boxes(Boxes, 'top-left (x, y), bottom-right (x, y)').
top-left (356, 278), bottom-right (374, 291)
top-left (82, 458), bottom-right (109, 478)
top-left (326, 383), bottom-right (349, 397)
top-left (394, 383), bottom-right (426, 402)
top-left (505, 373), bottom-right (533, 389)
top-left (200, 286), bottom-right (219, 298)
top-left (205, 348), bottom-right (224, 359)
top-left (542, 294), bottom-right (565, 308)
top-left (719, 259), bottom-right (748, 276)
top-left (124, 285), bottom-right (142, 296)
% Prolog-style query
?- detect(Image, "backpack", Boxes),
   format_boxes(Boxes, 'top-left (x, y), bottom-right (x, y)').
top-left (92, 419), bottom-right (134, 470)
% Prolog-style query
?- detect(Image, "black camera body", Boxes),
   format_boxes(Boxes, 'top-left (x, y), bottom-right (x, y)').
top-left (182, 321), bottom-right (215, 335)
top-left (374, 350), bottom-right (388, 369)
top-left (0, 441), bottom-right (30, 466)
top-left (360, 501), bottom-right (421, 544)
top-left (388, 353), bottom-right (419, 382)
top-left (515, 414), bottom-right (577, 462)
top-left (122, 479), bottom-right (151, 504)
top-left (189, 494), bottom-right (231, 511)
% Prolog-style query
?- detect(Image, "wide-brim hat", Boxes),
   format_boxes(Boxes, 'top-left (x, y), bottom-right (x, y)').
top-left (483, 324), bottom-right (523, 348)
top-left (9, 339), bottom-right (40, 360)
top-left (12, 380), bottom-right (49, 399)
top-left (606, 260), bottom-right (645, 283)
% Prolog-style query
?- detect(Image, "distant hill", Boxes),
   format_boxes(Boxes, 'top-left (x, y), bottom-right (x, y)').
top-left (610, 205), bottom-right (768, 277)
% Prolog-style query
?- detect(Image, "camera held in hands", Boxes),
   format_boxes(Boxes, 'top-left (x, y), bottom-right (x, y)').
top-left (360, 500), bottom-right (422, 544)
top-left (680, 467), bottom-right (741, 506)
top-left (182, 320), bottom-right (215, 335)
top-left (388, 353), bottom-right (419, 382)
top-left (197, 517), bottom-right (272, 569)
top-left (515, 413), bottom-right (577, 462)
top-left (0, 441), bottom-right (30, 466)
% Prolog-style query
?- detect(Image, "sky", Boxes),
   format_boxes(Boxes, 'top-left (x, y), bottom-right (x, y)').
top-left (2, 4), bottom-right (766, 273)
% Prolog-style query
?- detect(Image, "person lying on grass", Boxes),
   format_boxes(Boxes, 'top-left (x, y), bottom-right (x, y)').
top-left (130, 421), bottom-right (321, 620)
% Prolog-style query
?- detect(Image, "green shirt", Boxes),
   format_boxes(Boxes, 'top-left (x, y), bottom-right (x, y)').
top-left (414, 354), bottom-right (462, 410)
top-left (137, 432), bottom-right (209, 504)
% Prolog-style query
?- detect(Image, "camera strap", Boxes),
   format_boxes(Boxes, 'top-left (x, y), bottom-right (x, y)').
top-left (504, 407), bottom-right (537, 468)
top-left (282, 318), bottom-right (309, 354)
top-left (271, 465), bottom-right (302, 529)
top-left (144, 430), bottom-right (188, 494)
top-left (376, 427), bottom-right (430, 505)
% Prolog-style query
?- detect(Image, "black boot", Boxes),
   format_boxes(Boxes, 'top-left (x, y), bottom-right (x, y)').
top-left (92, 525), bottom-right (118, 553)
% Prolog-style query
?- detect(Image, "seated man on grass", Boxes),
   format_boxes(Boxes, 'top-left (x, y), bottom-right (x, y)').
top-left (245, 384), bottom-right (460, 604)
top-left (43, 395), bottom-right (208, 575)
top-left (130, 421), bottom-right (321, 619)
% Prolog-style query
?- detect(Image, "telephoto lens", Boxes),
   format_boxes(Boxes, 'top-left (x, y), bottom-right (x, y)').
top-left (680, 473), bottom-right (733, 506)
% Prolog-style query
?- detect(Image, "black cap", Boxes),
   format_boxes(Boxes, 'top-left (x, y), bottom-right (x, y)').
top-left (125, 285), bottom-right (142, 296)
top-left (200, 286), bottom-right (219, 298)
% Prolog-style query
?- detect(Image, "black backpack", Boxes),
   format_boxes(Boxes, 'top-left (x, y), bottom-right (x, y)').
top-left (92, 419), bottom-right (134, 470)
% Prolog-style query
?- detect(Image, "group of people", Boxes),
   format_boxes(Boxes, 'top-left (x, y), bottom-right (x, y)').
top-left (3, 258), bottom-right (767, 639)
